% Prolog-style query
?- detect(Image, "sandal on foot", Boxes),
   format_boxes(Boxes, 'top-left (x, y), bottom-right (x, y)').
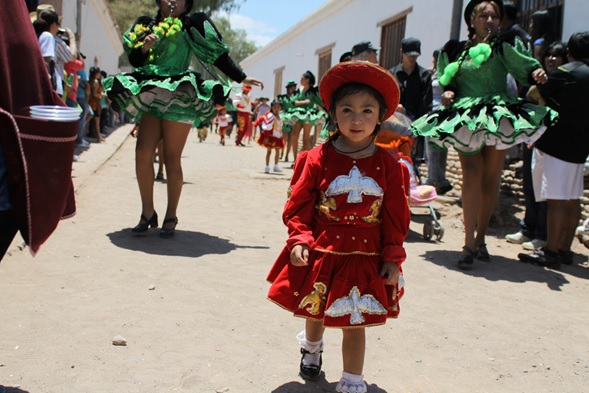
top-left (131, 212), bottom-right (158, 235)
top-left (458, 246), bottom-right (474, 270)
top-left (299, 348), bottom-right (322, 381)
top-left (474, 243), bottom-right (491, 262)
top-left (159, 217), bottom-right (178, 239)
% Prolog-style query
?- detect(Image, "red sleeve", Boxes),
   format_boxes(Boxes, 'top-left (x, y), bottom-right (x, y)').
top-left (282, 150), bottom-right (318, 250)
top-left (380, 156), bottom-right (410, 264)
top-left (252, 113), bottom-right (265, 127)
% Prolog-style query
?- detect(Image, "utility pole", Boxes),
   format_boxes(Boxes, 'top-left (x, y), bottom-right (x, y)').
top-left (76, 0), bottom-right (82, 44)
top-left (450, 0), bottom-right (464, 40)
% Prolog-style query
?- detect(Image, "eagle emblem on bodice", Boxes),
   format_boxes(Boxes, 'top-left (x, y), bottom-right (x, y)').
top-left (325, 166), bottom-right (383, 203)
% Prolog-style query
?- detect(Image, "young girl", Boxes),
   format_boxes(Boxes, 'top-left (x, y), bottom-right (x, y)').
top-left (213, 105), bottom-right (231, 146)
top-left (267, 61), bottom-right (410, 392)
top-left (254, 100), bottom-right (284, 173)
top-left (103, 0), bottom-right (262, 238)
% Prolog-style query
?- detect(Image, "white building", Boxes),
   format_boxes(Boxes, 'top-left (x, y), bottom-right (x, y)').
top-left (36, 0), bottom-right (123, 75)
top-left (240, 0), bottom-right (588, 100)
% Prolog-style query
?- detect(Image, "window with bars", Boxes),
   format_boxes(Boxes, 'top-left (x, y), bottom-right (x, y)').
top-left (519, 0), bottom-right (564, 41)
top-left (379, 16), bottom-right (406, 70)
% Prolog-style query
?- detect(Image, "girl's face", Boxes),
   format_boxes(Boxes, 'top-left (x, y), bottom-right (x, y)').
top-left (333, 91), bottom-right (381, 146)
top-left (545, 53), bottom-right (564, 73)
top-left (271, 103), bottom-right (281, 115)
top-left (472, 2), bottom-right (501, 42)
top-left (300, 75), bottom-right (309, 87)
top-left (161, 0), bottom-right (186, 18)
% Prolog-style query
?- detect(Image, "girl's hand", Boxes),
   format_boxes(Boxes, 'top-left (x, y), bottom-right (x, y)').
top-left (141, 33), bottom-right (158, 53)
top-left (441, 91), bottom-right (455, 106)
top-left (380, 262), bottom-right (400, 285)
top-left (290, 244), bottom-right (309, 266)
top-left (296, 99), bottom-right (311, 106)
top-left (532, 68), bottom-right (548, 84)
top-left (243, 77), bottom-right (264, 89)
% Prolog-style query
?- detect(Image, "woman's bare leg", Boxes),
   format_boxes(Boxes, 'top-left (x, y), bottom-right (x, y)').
top-left (474, 146), bottom-right (507, 248)
top-left (301, 123), bottom-right (313, 152)
top-left (458, 151), bottom-right (484, 252)
top-left (135, 113), bottom-right (162, 221)
top-left (161, 120), bottom-right (191, 226)
top-left (291, 122), bottom-right (303, 160)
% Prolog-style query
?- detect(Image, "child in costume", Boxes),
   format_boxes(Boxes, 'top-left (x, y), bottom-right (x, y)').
top-left (233, 85), bottom-right (253, 146)
top-left (411, 0), bottom-right (557, 269)
top-left (103, 0), bottom-right (262, 238)
top-left (267, 61), bottom-right (410, 392)
top-left (254, 100), bottom-right (284, 173)
top-left (213, 105), bottom-right (231, 146)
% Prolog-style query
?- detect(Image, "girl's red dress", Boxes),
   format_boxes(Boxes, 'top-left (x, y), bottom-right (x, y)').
top-left (255, 112), bottom-right (285, 149)
top-left (267, 142), bottom-right (410, 328)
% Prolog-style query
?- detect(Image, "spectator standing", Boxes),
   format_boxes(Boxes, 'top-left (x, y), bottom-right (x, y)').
top-left (518, 32), bottom-right (589, 268)
top-left (351, 41), bottom-right (378, 64)
top-left (389, 37), bottom-right (433, 169)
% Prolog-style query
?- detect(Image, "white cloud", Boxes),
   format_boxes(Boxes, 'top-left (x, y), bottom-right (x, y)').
top-left (218, 12), bottom-right (277, 47)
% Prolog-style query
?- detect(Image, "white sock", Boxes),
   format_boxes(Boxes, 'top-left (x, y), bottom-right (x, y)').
top-left (342, 371), bottom-right (364, 383)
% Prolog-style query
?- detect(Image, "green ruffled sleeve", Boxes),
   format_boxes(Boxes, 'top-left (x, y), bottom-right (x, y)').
top-left (500, 37), bottom-right (542, 87)
top-left (184, 14), bottom-right (229, 64)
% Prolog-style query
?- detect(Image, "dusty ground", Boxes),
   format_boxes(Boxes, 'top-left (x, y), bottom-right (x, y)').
top-left (1, 125), bottom-right (588, 393)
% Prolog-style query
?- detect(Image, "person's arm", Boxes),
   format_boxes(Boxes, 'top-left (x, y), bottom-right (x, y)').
top-left (419, 68), bottom-right (433, 117)
top-left (501, 39), bottom-right (544, 87)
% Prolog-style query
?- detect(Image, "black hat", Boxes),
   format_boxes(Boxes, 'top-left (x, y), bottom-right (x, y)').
top-left (285, 80), bottom-right (297, 88)
top-left (339, 51), bottom-right (353, 62)
top-left (351, 41), bottom-right (378, 56)
top-left (464, 0), bottom-right (504, 26)
top-left (401, 37), bottom-right (421, 56)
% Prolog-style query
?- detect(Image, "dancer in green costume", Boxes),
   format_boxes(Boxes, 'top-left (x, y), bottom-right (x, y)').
top-left (286, 71), bottom-right (326, 163)
top-left (411, 0), bottom-right (557, 269)
top-left (104, 0), bottom-right (262, 238)
top-left (276, 80), bottom-right (297, 162)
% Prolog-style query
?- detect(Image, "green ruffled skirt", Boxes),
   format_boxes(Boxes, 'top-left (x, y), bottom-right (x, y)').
top-left (103, 64), bottom-right (229, 126)
top-left (411, 93), bottom-right (558, 154)
top-left (284, 107), bottom-right (326, 128)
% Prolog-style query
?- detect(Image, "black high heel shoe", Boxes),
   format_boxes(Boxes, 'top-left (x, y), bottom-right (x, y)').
top-left (299, 348), bottom-right (322, 381)
top-left (457, 246), bottom-right (474, 270)
top-left (131, 212), bottom-right (158, 235)
top-left (474, 243), bottom-right (491, 261)
top-left (159, 217), bottom-right (178, 238)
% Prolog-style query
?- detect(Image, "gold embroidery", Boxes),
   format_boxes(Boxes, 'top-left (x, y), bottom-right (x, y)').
top-left (298, 282), bottom-right (327, 315)
top-left (362, 199), bottom-right (382, 224)
top-left (325, 286), bottom-right (387, 325)
top-left (316, 191), bottom-right (339, 221)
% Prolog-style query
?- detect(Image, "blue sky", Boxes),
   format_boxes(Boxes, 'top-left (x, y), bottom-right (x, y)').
top-left (223, 0), bottom-right (327, 47)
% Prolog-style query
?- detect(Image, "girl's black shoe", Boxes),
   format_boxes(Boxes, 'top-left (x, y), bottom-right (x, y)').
top-left (299, 348), bottom-right (322, 381)
top-left (474, 243), bottom-right (491, 261)
top-left (132, 212), bottom-right (158, 235)
top-left (159, 217), bottom-right (178, 238)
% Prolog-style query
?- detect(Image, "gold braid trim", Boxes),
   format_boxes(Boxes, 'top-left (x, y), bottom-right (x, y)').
top-left (313, 248), bottom-right (379, 256)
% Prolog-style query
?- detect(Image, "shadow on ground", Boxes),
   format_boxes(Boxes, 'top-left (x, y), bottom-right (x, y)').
top-left (107, 229), bottom-right (268, 258)
top-left (1, 387), bottom-right (30, 393)
top-left (271, 375), bottom-right (387, 393)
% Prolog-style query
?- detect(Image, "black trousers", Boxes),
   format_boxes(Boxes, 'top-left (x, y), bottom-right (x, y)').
top-left (0, 210), bottom-right (18, 262)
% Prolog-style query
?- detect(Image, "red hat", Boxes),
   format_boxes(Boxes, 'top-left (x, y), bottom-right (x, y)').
top-left (242, 85), bottom-right (252, 92)
top-left (319, 60), bottom-right (400, 120)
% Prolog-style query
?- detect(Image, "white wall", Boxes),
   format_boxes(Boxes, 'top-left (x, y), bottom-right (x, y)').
top-left (562, 0), bottom-right (589, 43)
top-left (60, 0), bottom-right (123, 76)
top-left (239, 0), bottom-right (455, 100)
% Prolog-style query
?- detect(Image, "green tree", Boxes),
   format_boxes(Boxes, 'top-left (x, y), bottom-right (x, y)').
top-left (211, 15), bottom-right (258, 65)
top-left (109, 0), bottom-right (243, 32)
top-left (110, 0), bottom-right (258, 69)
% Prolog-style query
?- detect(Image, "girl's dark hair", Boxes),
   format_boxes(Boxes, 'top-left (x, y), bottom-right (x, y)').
top-left (89, 67), bottom-right (101, 79)
top-left (303, 70), bottom-right (316, 87)
top-left (568, 31), bottom-right (589, 60)
top-left (327, 82), bottom-right (387, 141)
top-left (545, 41), bottom-right (567, 59)
top-left (33, 18), bottom-right (49, 37)
top-left (38, 10), bottom-right (59, 27)
top-left (154, 0), bottom-right (194, 22)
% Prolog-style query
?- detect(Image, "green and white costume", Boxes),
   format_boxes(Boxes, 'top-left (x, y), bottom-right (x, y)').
top-left (284, 86), bottom-right (326, 128)
top-left (103, 13), bottom-right (245, 127)
top-left (411, 37), bottom-right (557, 154)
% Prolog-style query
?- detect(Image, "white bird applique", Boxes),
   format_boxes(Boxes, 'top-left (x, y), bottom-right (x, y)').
top-left (325, 286), bottom-right (387, 325)
top-left (325, 166), bottom-right (383, 203)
